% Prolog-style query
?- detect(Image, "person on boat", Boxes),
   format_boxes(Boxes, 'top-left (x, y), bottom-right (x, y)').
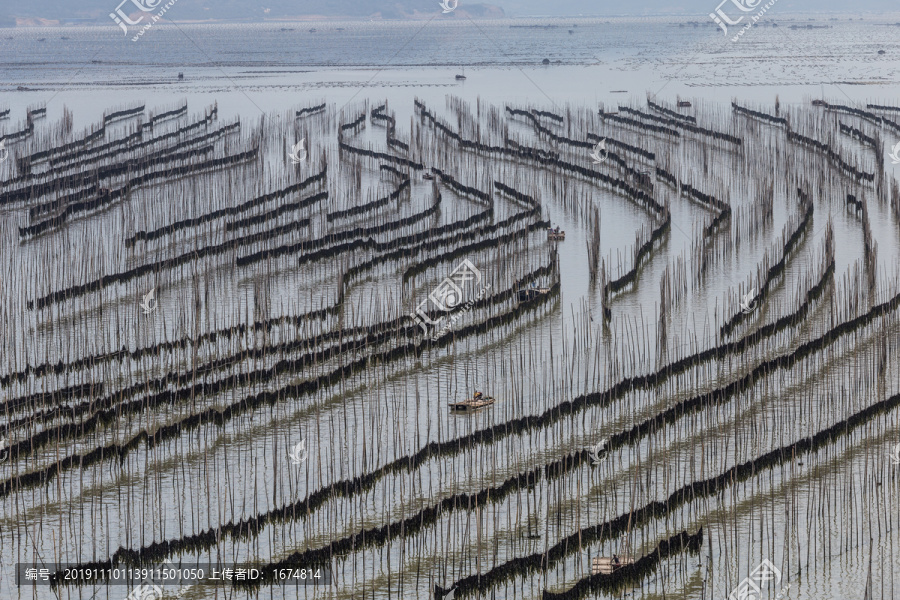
top-left (611, 554), bottom-right (620, 566)
top-left (473, 391), bottom-right (483, 400)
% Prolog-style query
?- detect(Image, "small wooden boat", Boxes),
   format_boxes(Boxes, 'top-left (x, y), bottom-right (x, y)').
top-left (547, 227), bottom-right (565, 240)
top-left (677, 101), bottom-right (692, 108)
top-left (592, 555), bottom-right (634, 575)
top-left (449, 393), bottom-right (495, 412)
top-left (423, 173), bottom-right (435, 180)
top-left (518, 287), bottom-right (550, 302)
top-left (455, 74), bottom-right (466, 80)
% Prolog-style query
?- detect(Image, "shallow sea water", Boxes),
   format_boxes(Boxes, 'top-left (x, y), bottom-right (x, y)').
top-left (1, 14), bottom-right (900, 600)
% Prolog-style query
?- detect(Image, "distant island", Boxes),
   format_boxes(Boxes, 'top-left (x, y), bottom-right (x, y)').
top-left (2, 0), bottom-right (504, 26)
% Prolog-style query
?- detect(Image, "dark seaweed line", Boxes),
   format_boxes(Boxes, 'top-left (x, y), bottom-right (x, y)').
top-left (446, 385), bottom-right (900, 598)
top-left (732, 102), bottom-right (787, 126)
top-left (147, 103), bottom-right (189, 125)
top-left (647, 99), bottom-right (697, 124)
top-left (98, 267), bottom-right (847, 581)
top-left (103, 104), bottom-right (145, 124)
top-left (47, 284), bottom-right (561, 580)
top-left (27, 124), bottom-right (240, 218)
top-left (598, 109), bottom-right (680, 138)
top-left (338, 139), bottom-right (424, 170)
top-left (16, 247), bottom-right (545, 451)
top-left (494, 181), bottom-right (541, 210)
top-left (824, 102), bottom-right (884, 126)
top-left (127, 167), bottom-right (326, 246)
top-left (226, 191), bottom-right (328, 233)
top-left (46, 189), bottom-right (312, 304)
top-left (540, 529), bottom-right (704, 600)
top-left (679, 181), bottom-right (731, 237)
top-left (371, 104), bottom-right (410, 152)
top-left (19, 145), bottom-right (219, 235)
top-left (720, 192), bottom-right (813, 337)
top-left (236, 186), bottom-right (439, 268)
top-left (6, 282), bottom-right (560, 501)
top-left (344, 207), bottom-right (503, 289)
top-left (604, 212), bottom-right (670, 301)
top-left (786, 130), bottom-right (874, 182)
top-left (419, 101), bottom-right (663, 219)
top-left (619, 105), bottom-right (742, 144)
top-left (0, 118), bottom-right (34, 143)
top-left (326, 177), bottom-right (410, 222)
top-left (430, 167), bottom-right (492, 203)
top-left (15, 209), bottom-right (533, 430)
top-left (22, 238), bottom-right (900, 564)
top-left (0, 383), bottom-right (103, 428)
top-left (32, 121), bottom-right (240, 213)
top-left (731, 102), bottom-right (873, 180)
top-left (344, 204), bottom-right (498, 283)
top-left (32, 157), bottom-right (346, 311)
top-left (585, 133), bottom-right (655, 161)
top-left (26, 103), bottom-right (212, 168)
top-left (839, 122), bottom-right (878, 149)
top-left (19, 147), bottom-right (257, 240)
top-left (655, 167), bottom-right (677, 188)
top-left (4, 187), bottom-right (480, 392)
top-left (339, 112), bottom-right (366, 132)
top-left (513, 135), bottom-right (649, 188)
top-left (296, 103), bottom-right (326, 118)
top-left (51, 105), bottom-right (215, 168)
top-left (106, 459), bottom-right (550, 586)
top-left (504, 138), bottom-right (560, 162)
top-left (505, 106), bottom-right (655, 161)
top-left (867, 103), bottom-right (900, 113)
top-left (401, 217), bottom-right (547, 281)
top-left (50, 251), bottom-right (892, 573)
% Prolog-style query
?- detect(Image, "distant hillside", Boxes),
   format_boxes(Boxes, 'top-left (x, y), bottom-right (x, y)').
top-left (4, 0), bottom-right (900, 23)
top-left (6, 0), bottom-right (504, 23)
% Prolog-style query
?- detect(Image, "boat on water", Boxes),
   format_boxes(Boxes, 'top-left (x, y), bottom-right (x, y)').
top-left (455, 67), bottom-right (467, 80)
top-left (518, 286), bottom-right (550, 302)
top-left (592, 555), bottom-right (634, 575)
top-left (547, 226), bottom-right (565, 240)
top-left (449, 391), bottom-right (495, 412)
